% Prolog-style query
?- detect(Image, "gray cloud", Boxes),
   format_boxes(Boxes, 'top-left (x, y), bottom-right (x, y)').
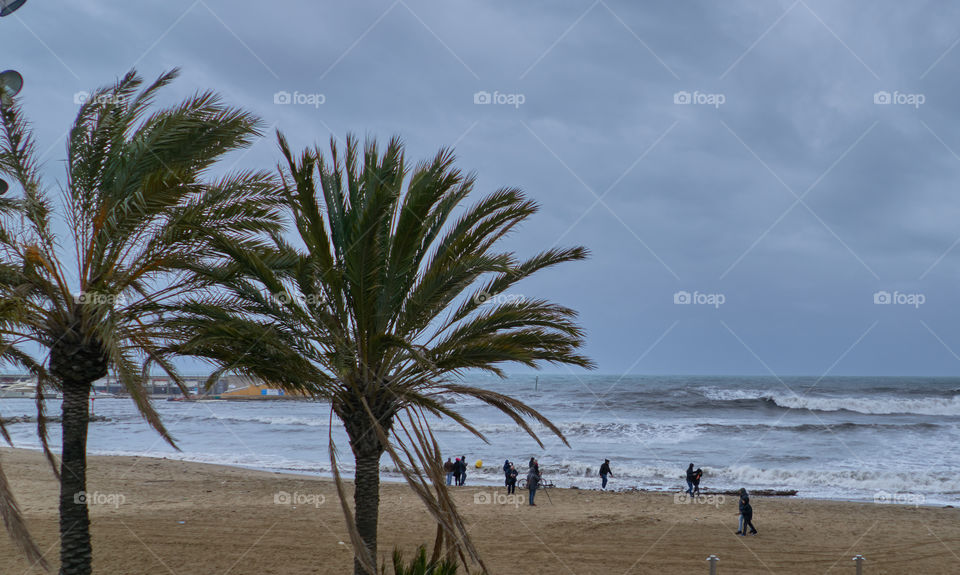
top-left (5, 0), bottom-right (960, 375)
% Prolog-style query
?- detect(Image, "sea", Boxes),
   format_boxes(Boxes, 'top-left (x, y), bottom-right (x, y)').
top-left (0, 375), bottom-right (956, 506)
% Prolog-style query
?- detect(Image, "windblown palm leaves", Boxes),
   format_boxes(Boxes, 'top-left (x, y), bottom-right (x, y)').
top-left (168, 132), bottom-right (594, 574)
top-left (0, 69), bottom-right (283, 575)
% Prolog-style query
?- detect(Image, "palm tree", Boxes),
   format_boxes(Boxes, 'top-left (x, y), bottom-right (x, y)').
top-left (0, 69), bottom-right (282, 575)
top-left (168, 133), bottom-right (594, 574)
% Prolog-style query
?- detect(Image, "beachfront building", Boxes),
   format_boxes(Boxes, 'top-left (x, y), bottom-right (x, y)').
top-left (220, 383), bottom-right (310, 399)
top-left (0, 372), bottom-right (251, 398)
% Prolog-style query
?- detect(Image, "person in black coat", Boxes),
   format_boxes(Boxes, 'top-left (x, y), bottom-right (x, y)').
top-left (453, 457), bottom-right (463, 486)
top-left (599, 459), bottom-right (613, 490)
top-left (503, 459), bottom-right (511, 486)
top-left (737, 488), bottom-right (757, 535)
top-left (506, 463), bottom-right (518, 495)
top-left (685, 463), bottom-right (696, 495)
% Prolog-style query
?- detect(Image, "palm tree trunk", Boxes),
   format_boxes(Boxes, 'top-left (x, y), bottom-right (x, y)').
top-left (352, 445), bottom-right (382, 575)
top-left (59, 381), bottom-right (92, 575)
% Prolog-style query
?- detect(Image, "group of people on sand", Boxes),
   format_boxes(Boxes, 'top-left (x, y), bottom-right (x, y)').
top-left (445, 455), bottom-right (759, 533)
top-left (686, 462), bottom-right (758, 536)
top-left (443, 456), bottom-right (470, 486)
top-left (502, 458), bottom-right (542, 505)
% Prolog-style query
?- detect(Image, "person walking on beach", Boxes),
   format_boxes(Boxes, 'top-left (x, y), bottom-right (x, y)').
top-left (460, 454), bottom-right (468, 486)
top-left (527, 461), bottom-right (541, 506)
top-left (507, 463), bottom-right (518, 495)
top-left (453, 457), bottom-right (462, 486)
top-left (503, 459), bottom-right (511, 486)
top-left (444, 457), bottom-right (454, 486)
top-left (599, 459), bottom-right (613, 490)
top-left (692, 467), bottom-right (703, 496)
top-left (685, 463), bottom-right (696, 496)
top-left (736, 488), bottom-right (758, 535)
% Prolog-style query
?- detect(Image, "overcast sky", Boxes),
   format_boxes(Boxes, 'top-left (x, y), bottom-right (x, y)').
top-left (5, 0), bottom-right (960, 377)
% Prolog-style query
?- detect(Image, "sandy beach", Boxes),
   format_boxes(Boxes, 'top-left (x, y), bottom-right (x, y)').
top-left (0, 448), bottom-right (956, 574)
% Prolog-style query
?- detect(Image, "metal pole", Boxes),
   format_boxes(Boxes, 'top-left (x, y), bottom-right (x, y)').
top-left (706, 555), bottom-right (718, 575)
top-left (852, 555), bottom-right (864, 575)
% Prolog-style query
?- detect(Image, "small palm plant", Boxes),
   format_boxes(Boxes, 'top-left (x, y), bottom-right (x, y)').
top-left (0, 69), bottom-right (282, 574)
top-left (167, 133), bottom-right (594, 574)
top-left (388, 545), bottom-right (460, 575)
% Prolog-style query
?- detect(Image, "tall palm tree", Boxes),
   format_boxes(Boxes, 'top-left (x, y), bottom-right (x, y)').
top-left (0, 69), bottom-right (282, 575)
top-left (168, 132), bottom-right (594, 574)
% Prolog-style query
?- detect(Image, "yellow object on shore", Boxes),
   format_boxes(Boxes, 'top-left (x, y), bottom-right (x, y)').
top-left (475, 460), bottom-right (483, 468)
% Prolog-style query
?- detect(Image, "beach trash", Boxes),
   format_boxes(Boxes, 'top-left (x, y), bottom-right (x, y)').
top-left (706, 555), bottom-right (718, 575)
top-left (852, 555), bottom-right (864, 575)
top-left (475, 459), bottom-right (482, 468)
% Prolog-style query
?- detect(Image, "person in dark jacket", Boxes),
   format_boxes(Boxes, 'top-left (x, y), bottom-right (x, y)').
top-left (503, 459), bottom-right (511, 486)
top-left (685, 463), bottom-right (696, 495)
top-left (506, 463), bottom-right (518, 495)
top-left (692, 467), bottom-right (703, 495)
top-left (526, 463), bottom-right (541, 506)
top-left (453, 457), bottom-right (463, 486)
top-left (736, 488), bottom-right (757, 535)
top-left (460, 454), bottom-right (467, 486)
top-left (741, 500), bottom-right (757, 535)
top-left (599, 459), bottom-right (613, 490)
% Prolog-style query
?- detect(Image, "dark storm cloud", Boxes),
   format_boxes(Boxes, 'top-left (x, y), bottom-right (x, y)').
top-left (5, 0), bottom-right (960, 375)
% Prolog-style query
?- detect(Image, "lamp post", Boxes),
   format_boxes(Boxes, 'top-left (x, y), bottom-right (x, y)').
top-left (0, 70), bottom-right (23, 194)
top-left (0, 0), bottom-right (28, 17)
top-left (1, 0), bottom-right (29, 193)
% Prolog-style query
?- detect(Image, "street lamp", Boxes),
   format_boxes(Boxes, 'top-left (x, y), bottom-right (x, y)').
top-left (0, 0), bottom-right (28, 17)
top-left (0, 70), bottom-right (23, 194)
top-left (0, 69), bottom-right (23, 106)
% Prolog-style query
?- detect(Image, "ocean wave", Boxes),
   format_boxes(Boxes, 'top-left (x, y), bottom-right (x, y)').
top-left (700, 388), bottom-right (960, 416)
